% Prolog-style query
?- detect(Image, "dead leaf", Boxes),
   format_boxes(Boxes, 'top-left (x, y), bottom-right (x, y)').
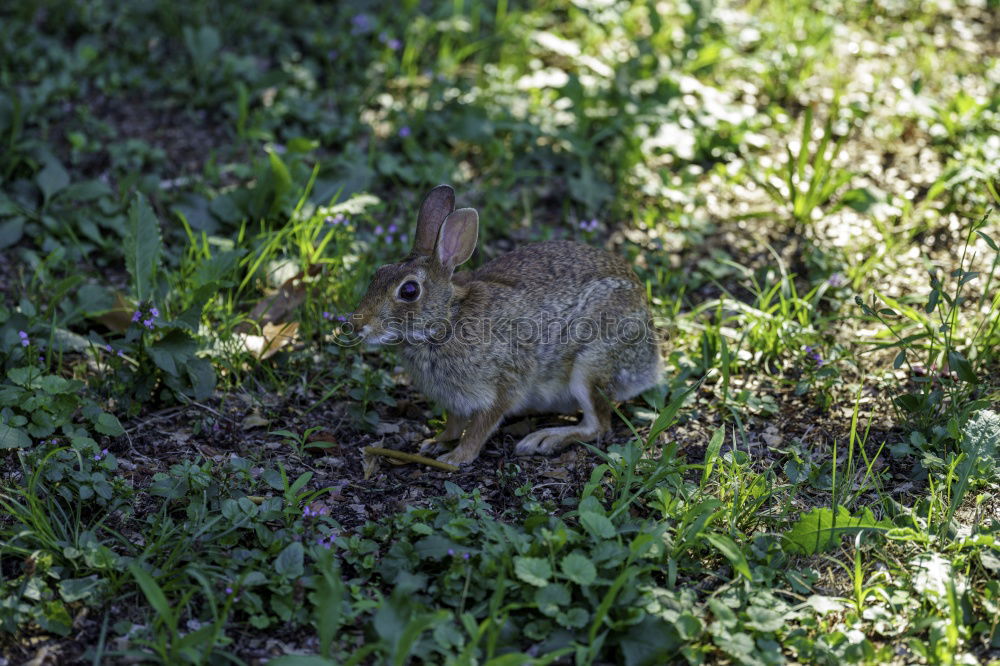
top-left (761, 426), bottom-right (781, 447)
top-left (362, 449), bottom-right (380, 479)
top-left (375, 421), bottom-right (400, 436)
top-left (93, 290), bottom-right (136, 333)
top-left (242, 413), bottom-right (269, 430)
top-left (240, 321), bottom-right (299, 360)
top-left (235, 264), bottom-right (321, 334)
top-left (541, 468), bottom-right (570, 481)
top-left (304, 429), bottom-right (339, 454)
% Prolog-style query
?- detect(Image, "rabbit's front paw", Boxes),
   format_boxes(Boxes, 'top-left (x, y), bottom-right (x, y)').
top-left (438, 447), bottom-right (477, 466)
top-left (516, 426), bottom-right (591, 456)
top-left (419, 438), bottom-right (450, 456)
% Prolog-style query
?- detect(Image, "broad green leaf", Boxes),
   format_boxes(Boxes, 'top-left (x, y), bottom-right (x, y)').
top-left (744, 605), bottom-right (784, 632)
top-left (619, 615), bottom-right (681, 666)
top-left (782, 506), bottom-right (892, 555)
top-left (193, 249), bottom-right (246, 289)
top-left (947, 350), bottom-right (977, 383)
top-left (579, 511), bottom-right (615, 540)
top-left (59, 575), bottom-right (103, 602)
top-left (513, 556), bottom-right (552, 587)
top-left (0, 423), bottom-right (32, 448)
top-left (535, 583), bottom-right (570, 617)
top-left (148, 331), bottom-right (198, 377)
top-left (37, 159), bottom-right (70, 201)
top-left (0, 217), bottom-right (25, 249)
top-left (275, 541), bottom-right (304, 578)
top-left (560, 552), bottom-right (597, 585)
top-left (93, 412), bottom-right (124, 436)
top-left (124, 193), bottom-right (162, 304)
top-left (556, 607), bottom-right (589, 629)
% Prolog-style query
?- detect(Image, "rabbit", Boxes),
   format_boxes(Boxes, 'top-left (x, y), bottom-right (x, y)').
top-left (351, 184), bottom-right (662, 465)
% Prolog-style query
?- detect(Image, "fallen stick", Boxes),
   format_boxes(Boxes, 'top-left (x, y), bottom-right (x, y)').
top-left (363, 446), bottom-right (459, 472)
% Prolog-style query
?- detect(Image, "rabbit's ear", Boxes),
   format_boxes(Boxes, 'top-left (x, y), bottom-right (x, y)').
top-left (413, 185), bottom-right (456, 256)
top-left (435, 208), bottom-right (478, 270)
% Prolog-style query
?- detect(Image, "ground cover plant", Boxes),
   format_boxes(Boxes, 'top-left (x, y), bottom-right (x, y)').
top-left (1, 0), bottom-right (999, 664)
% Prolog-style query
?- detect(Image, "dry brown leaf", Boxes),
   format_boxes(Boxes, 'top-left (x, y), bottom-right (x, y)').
top-left (92, 290), bottom-right (135, 333)
top-left (241, 413), bottom-right (270, 430)
top-left (240, 321), bottom-right (299, 360)
top-left (235, 264), bottom-right (322, 333)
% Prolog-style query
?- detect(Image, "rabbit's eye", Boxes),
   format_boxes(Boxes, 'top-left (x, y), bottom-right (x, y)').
top-left (398, 280), bottom-right (420, 302)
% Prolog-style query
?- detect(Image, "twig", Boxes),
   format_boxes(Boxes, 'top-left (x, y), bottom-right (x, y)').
top-left (364, 446), bottom-right (459, 472)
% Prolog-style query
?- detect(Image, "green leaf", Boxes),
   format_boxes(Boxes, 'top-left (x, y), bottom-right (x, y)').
top-left (0, 217), bottom-right (25, 249)
top-left (535, 583), bottom-right (571, 617)
top-left (128, 563), bottom-right (174, 625)
top-left (514, 556), bottom-right (552, 587)
top-left (37, 159), bottom-right (70, 202)
top-left (185, 357), bottom-right (216, 400)
top-left (744, 605), bottom-right (784, 632)
top-left (147, 331), bottom-right (198, 377)
top-left (275, 541), bottom-right (304, 578)
top-left (893, 349), bottom-right (906, 369)
top-left (947, 350), bottom-right (977, 383)
top-left (704, 533), bottom-right (752, 581)
top-left (560, 552), bottom-right (597, 585)
top-left (413, 534), bottom-right (462, 559)
top-left (619, 615), bottom-right (681, 666)
top-left (579, 511), bottom-right (616, 540)
top-left (267, 658), bottom-right (337, 666)
top-left (59, 575), bottom-right (103, 602)
top-left (701, 426), bottom-right (724, 486)
top-left (124, 193), bottom-right (162, 304)
top-left (556, 607), bottom-right (589, 629)
top-left (93, 412), bottom-right (125, 436)
top-left (0, 423), bottom-right (32, 448)
top-left (193, 249), bottom-right (246, 289)
top-left (976, 229), bottom-right (998, 252)
top-left (782, 506), bottom-right (893, 555)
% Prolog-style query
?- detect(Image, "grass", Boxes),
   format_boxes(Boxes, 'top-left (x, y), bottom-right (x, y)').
top-left (1, 0), bottom-right (999, 664)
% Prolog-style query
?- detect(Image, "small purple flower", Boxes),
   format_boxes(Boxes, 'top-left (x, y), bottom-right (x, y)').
top-left (225, 586), bottom-right (234, 595)
top-left (117, 350), bottom-right (125, 358)
top-left (150, 307), bottom-right (160, 318)
top-left (336, 315), bottom-right (347, 322)
top-left (94, 448), bottom-right (109, 462)
top-left (323, 311), bottom-right (333, 320)
top-left (351, 13), bottom-right (373, 34)
top-left (827, 273), bottom-right (846, 287)
top-left (398, 126), bottom-right (411, 138)
top-left (447, 548), bottom-right (455, 557)
top-left (387, 38), bottom-right (401, 51)
top-left (131, 310), bottom-right (141, 323)
top-left (388, 224), bottom-right (398, 234)
top-left (142, 319), bottom-right (154, 330)
top-left (105, 344), bottom-right (113, 353)
top-left (326, 213), bottom-right (346, 225)
top-left (19, 331), bottom-right (29, 347)
top-left (579, 218), bottom-right (599, 232)
top-left (374, 225), bottom-right (384, 235)
top-left (385, 235), bottom-right (394, 244)
top-left (463, 552), bottom-right (470, 560)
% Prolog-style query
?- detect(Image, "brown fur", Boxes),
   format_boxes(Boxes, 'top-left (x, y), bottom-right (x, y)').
top-left (352, 185), bottom-right (662, 465)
